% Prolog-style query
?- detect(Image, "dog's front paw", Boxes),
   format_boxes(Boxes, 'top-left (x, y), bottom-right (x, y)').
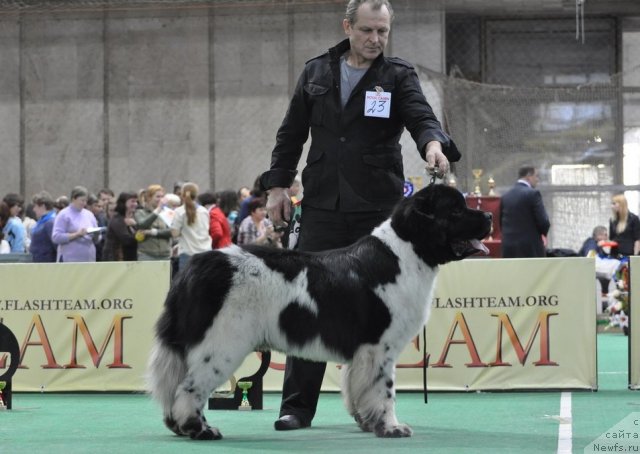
top-left (191, 426), bottom-right (223, 440)
top-left (374, 422), bottom-right (413, 438)
top-left (181, 416), bottom-right (223, 440)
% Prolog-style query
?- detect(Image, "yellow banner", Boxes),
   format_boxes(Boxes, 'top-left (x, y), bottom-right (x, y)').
top-left (0, 261), bottom-right (169, 391)
top-left (419, 257), bottom-right (597, 390)
top-left (630, 257), bottom-right (639, 389)
top-left (224, 257), bottom-right (598, 392)
top-left (0, 258), bottom-right (596, 392)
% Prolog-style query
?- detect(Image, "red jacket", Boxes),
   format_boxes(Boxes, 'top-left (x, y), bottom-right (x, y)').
top-left (209, 206), bottom-right (232, 249)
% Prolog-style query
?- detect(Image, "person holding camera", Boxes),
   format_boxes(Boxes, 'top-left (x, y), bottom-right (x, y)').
top-left (237, 197), bottom-right (283, 247)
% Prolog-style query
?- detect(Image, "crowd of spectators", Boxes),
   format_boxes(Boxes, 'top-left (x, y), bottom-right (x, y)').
top-left (0, 178), bottom-right (297, 270)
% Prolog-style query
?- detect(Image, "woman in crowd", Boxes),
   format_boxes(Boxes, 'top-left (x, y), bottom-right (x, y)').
top-left (198, 191), bottom-right (232, 250)
top-left (134, 184), bottom-right (173, 261)
top-left (103, 191), bottom-right (139, 261)
top-left (171, 182), bottom-right (211, 271)
top-left (237, 197), bottom-right (282, 247)
top-left (30, 191), bottom-right (58, 263)
top-left (51, 186), bottom-right (99, 262)
top-left (610, 193), bottom-right (640, 256)
top-left (217, 189), bottom-right (240, 241)
top-left (2, 193), bottom-right (27, 253)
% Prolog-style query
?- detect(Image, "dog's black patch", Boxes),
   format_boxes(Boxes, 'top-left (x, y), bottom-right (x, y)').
top-left (304, 237), bottom-right (397, 359)
top-left (279, 301), bottom-right (319, 346)
top-left (156, 252), bottom-right (237, 351)
top-left (241, 245), bottom-right (307, 282)
top-left (245, 237), bottom-right (398, 359)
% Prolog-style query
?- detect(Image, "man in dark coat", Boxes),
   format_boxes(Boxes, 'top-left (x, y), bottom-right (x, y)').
top-left (261, 0), bottom-right (460, 432)
top-left (499, 166), bottom-right (551, 258)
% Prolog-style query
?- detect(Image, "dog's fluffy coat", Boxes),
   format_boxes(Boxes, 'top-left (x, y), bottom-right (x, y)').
top-left (147, 184), bottom-right (492, 440)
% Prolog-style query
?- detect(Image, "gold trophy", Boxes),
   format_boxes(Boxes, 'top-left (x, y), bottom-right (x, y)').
top-left (237, 381), bottom-right (252, 411)
top-left (472, 168), bottom-right (483, 196)
top-left (487, 176), bottom-right (497, 196)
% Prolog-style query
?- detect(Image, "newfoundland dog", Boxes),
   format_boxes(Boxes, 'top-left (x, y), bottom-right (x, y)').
top-left (147, 183), bottom-right (492, 440)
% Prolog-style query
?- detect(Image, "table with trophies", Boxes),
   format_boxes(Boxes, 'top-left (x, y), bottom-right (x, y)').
top-left (464, 169), bottom-right (502, 258)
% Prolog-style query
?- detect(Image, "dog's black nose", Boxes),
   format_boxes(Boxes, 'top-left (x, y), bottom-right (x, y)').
top-left (484, 212), bottom-right (492, 221)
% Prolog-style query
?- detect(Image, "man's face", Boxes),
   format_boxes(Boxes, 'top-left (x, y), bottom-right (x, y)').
top-left (527, 171), bottom-right (540, 188)
top-left (91, 201), bottom-right (104, 215)
top-left (343, 3), bottom-right (391, 66)
top-left (100, 193), bottom-right (114, 215)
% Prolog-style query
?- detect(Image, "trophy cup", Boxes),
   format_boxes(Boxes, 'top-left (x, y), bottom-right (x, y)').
top-left (487, 177), bottom-right (497, 196)
top-left (237, 381), bottom-right (252, 411)
top-left (472, 168), bottom-right (483, 196)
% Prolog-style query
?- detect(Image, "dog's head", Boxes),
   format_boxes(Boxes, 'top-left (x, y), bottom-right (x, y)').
top-left (390, 184), bottom-right (492, 267)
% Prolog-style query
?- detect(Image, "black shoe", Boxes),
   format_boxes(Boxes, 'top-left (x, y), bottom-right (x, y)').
top-left (274, 415), bottom-right (310, 431)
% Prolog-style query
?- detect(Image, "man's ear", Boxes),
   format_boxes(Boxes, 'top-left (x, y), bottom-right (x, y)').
top-left (343, 18), bottom-right (352, 36)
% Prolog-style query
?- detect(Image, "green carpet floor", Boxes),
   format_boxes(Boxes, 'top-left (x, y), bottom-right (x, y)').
top-left (1, 333), bottom-right (637, 453)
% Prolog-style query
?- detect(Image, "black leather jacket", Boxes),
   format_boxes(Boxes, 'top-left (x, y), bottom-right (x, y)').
top-left (261, 39), bottom-right (461, 212)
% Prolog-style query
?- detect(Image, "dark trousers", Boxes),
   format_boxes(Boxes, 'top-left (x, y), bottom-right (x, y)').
top-left (279, 205), bottom-right (390, 423)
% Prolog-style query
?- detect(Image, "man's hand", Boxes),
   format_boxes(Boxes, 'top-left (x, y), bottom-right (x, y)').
top-left (425, 141), bottom-right (450, 178)
top-left (266, 187), bottom-right (291, 227)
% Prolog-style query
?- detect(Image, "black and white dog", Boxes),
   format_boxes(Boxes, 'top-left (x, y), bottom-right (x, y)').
top-left (147, 184), bottom-right (492, 440)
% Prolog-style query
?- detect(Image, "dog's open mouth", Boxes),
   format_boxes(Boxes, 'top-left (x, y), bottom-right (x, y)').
top-left (452, 239), bottom-right (490, 257)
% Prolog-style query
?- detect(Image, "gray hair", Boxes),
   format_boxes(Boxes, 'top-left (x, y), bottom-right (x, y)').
top-left (591, 225), bottom-right (607, 239)
top-left (345, 0), bottom-right (394, 25)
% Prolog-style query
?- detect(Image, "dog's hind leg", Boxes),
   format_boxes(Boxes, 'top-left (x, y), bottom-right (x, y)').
top-left (344, 345), bottom-right (412, 438)
top-left (171, 343), bottom-right (250, 440)
top-left (147, 342), bottom-right (188, 436)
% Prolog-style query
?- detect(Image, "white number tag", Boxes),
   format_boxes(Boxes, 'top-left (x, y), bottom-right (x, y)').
top-left (364, 90), bottom-right (391, 118)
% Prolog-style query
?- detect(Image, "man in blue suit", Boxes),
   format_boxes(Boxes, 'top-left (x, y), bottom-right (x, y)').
top-left (499, 166), bottom-right (550, 258)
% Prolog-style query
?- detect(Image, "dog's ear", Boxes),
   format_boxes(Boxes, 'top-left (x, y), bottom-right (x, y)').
top-left (409, 185), bottom-right (440, 219)
top-left (392, 185), bottom-right (439, 235)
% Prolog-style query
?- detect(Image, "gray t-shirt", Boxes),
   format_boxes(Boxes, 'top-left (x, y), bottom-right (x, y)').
top-left (340, 56), bottom-right (367, 108)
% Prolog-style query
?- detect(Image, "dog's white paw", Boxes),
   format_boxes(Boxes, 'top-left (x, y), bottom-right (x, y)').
top-left (374, 422), bottom-right (413, 438)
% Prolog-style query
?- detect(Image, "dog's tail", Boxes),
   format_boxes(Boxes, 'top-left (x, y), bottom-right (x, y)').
top-left (147, 339), bottom-right (187, 419)
top-left (147, 266), bottom-right (190, 420)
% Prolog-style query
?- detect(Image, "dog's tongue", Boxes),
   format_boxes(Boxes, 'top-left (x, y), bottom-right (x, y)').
top-left (470, 239), bottom-right (490, 255)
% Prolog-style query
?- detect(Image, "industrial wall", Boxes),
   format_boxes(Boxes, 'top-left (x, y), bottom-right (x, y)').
top-left (0, 4), bottom-right (444, 199)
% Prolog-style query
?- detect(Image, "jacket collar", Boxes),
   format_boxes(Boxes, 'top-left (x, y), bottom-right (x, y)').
top-left (329, 38), bottom-right (351, 62)
top-left (328, 38), bottom-right (385, 68)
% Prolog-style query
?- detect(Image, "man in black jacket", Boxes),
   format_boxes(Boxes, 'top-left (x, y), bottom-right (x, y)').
top-left (261, 0), bottom-right (460, 431)
top-left (499, 166), bottom-right (551, 258)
